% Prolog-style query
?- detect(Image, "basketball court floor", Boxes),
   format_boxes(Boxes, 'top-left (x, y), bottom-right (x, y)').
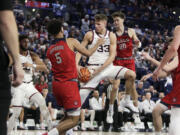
top-left (10, 130), bottom-right (168, 135)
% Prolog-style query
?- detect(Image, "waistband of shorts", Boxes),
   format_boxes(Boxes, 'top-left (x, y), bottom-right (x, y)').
top-left (115, 56), bottom-right (134, 60)
top-left (54, 78), bottom-right (78, 82)
top-left (87, 63), bottom-right (103, 66)
top-left (23, 80), bottom-right (33, 84)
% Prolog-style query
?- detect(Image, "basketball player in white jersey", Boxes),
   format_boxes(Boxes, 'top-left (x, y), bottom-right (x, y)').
top-left (76, 14), bottom-right (135, 119)
top-left (8, 35), bottom-right (52, 133)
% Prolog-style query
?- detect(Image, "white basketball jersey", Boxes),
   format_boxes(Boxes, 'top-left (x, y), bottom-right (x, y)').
top-left (20, 51), bottom-right (33, 82)
top-left (88, 30), bottom-right (110, 64)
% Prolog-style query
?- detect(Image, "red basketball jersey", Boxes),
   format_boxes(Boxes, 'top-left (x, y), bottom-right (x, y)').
top-left (116, 27), bottom-right (133, 58)
top-left (171, 47), bottom-right (180, 104)
top-left (46, 38), bottom-right (78, 81)
top-left (162, 47), bottom-right (180, 106)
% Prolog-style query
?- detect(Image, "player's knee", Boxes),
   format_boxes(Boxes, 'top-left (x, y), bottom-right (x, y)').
top-left (112, 83), bottom-right (119, 91)
top-left (125, 70), bottom-right (136, 81)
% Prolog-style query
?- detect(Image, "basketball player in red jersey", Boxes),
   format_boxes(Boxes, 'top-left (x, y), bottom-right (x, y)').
top-left (141, 49), bottom-right (177, 135)
top-left (44, 19), bottom-right (104, 135)
top-left (106, 11), bottom-right (142, 123)
top-left (153, 25), bottom-right (180, 135)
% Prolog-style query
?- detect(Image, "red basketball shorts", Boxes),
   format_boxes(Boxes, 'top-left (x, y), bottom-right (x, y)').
top-left (113, 59), bottom-right (135, 72)
top-left (52, 81), bottom-right (81, 110)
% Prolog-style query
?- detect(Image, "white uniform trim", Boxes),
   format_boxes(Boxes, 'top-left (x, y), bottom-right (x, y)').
top-left (67, 107), bottom-right (81, 116)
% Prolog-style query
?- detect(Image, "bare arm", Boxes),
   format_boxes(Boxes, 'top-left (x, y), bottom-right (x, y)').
top-left (72, 38), bottom-right (104, 57)
top-left (30, 52), bottom-right (49, 73)
top-left (131, 29), bottom-right (141, 47)
top-left (142, 52), bottom-right (178, 72)
top-left (75, 31), bottom-right (92, 66)
top-left (141, 71), bottom-right (169, 82)
top-left (157, 26), bottom-right (180, 70)
top-left (0, 10), bottom-right (24, 86)
top-left (0, 11), bottom-right (19, 63)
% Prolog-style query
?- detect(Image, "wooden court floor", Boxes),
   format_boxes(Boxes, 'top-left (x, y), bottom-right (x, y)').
top-left (10, 130), bottom-right (168, 135)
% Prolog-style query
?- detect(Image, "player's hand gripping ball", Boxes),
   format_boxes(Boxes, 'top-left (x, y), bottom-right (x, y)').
top-left (78, 67), bottom-right (91, 83)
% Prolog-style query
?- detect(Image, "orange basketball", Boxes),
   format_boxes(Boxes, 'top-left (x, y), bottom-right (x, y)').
top-left (78, 67), bottom-right (91, 83)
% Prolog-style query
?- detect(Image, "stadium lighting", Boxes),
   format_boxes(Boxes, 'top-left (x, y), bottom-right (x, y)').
top-left (173, 11), bottom-right (176, 14)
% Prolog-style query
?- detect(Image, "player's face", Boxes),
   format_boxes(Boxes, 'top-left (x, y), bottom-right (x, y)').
top-left (20, 38), bottom-right (29, 51)
top-left (95, 20), bottom-right (106, 33)
top-left (113, 17), bottom-right (124, 29)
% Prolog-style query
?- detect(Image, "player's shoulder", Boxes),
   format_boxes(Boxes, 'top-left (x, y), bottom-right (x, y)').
top-left (85, 30), bottom-right (93, 38)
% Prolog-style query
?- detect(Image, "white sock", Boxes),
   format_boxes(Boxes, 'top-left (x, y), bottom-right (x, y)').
top-left (109, 104), bottom-right (114, 112)
top-left (19, 122), bottom-right (23, 126)
top-left (125, 94), bottom-right (130, 101)
top-left (48, 128), bottom-right (59, 135)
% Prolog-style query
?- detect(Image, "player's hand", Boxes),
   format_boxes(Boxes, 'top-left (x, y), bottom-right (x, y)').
top-left (77, 65), bottom-right (83, 78)
top-left (12, 61), bottom-right (24, 87)
top-left (141, 52), bottom-right (151, 60)
top-left (140, 73), bottom-right (153, 82)
top-left (152, 67), bottom-right (161, 81)
top-left (96, 38), bottom-right (105, 46)
top-left (23, 62), bottom-right (33, 68)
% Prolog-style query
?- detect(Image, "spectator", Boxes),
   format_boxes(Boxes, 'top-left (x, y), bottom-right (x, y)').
top-left (89, 90), bottom-right (104, 129)
top-left (140, 92), bottom-right (156, 131)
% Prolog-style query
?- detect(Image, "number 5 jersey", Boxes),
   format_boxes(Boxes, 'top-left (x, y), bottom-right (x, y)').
top-left (46, 38), bottom-right (78, 81)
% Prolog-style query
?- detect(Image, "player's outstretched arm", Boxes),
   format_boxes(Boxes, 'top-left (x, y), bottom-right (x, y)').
top-left (72, 35), bottom-right (104, 57)
top-left (75, 31), bottom-right (92, 67)
top-left (142, 52), bottom-right (178, 72)
top-left (158, 26), bottom-right (180, 70)
top-left (30, 51), bottom-right (49, 73)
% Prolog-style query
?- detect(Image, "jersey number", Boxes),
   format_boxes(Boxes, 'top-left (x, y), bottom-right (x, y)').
top-left (97, 45), bottom-right (109, 52)
top-left (55, 52), bottom-right (62, 64)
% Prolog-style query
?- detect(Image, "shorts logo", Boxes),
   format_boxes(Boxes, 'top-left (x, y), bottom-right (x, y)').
top-left (74, 101), bottom-right (78, 106)
top-left (173, 98), bottom-right (177, 103)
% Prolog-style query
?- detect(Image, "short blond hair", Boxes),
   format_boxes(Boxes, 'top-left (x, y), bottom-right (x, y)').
top-left (94, 14), bottom-right (108, 21)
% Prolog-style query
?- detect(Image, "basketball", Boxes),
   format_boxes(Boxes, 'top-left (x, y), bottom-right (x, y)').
top-left (78, 67), bottom-right (91, 83)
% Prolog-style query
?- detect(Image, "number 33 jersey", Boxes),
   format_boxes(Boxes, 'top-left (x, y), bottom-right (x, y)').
top-left (46, 38), bottom-right (77, 81)
top-left (88, 30), bottom-right (110, 65)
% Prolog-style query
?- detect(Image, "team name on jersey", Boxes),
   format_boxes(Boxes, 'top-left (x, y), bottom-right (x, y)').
top-left (50, 45), bottom-right (64, 54)
top-left (117, 38), bottom-right (130, 44)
